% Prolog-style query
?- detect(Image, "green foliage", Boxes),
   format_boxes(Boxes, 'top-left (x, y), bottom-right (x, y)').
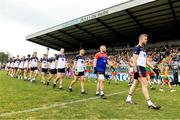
top-left (0, 52), bottom-right (9, 64)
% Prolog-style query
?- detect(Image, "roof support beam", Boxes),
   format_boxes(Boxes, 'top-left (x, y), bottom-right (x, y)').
top-left (36, 37), bottom-right (75, 51)
top-left (27, 39), bottom-right (59, 50)
top-left (74, 25), bottom-right (102, 45)
top-left (126, 10), bottom-right (146, 32)
top-left (58, 30), bottom-right (91, 47)
top-left (96, 18), bottom-right (129, 41)
top-left (168, 0), bottom-right (178, 25)
top-left (46, 34), bottom-right (78, 48)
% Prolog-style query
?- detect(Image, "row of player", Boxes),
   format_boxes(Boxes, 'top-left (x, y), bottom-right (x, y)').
top-left (6, 34), bottom-right (178, 110)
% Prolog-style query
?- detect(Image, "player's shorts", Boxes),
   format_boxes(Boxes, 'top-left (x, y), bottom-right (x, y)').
top-left (74, 71), bottom-right (84, 76)
top-left (15, 67), bottom-right (18, 70)
top-left (24, 67), bottom-right (30, 71)
top-left (97, 74), bottom-right (105, 81)
top-left (150, 71), bottom-right (154, 78)
top-left (50, 69), bottom-right (57, 74)
top-left (20, 68), bottom-right (24, 70)
top-left (41, 68), bottom-right (48, 73)
top-left (112, 72), bottom-right (117, 76)
top-left (138, 66), bottom-right (146, 78)
top-left (24, 67), bottom-right (28, 70)
top-left (31, 67), bottom-right (38, 71)
top-left (57, 68), bottom-right (65, 73)
top-left (86, 70), bottom-right (91, 73)
top-left (146, 71), bottom-right (151, 76)
top-left (163, 79), bottom-right (169, 84)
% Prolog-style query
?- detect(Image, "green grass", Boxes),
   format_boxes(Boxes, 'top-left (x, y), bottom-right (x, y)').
top-left (0, 70), bottom-right (180, 119)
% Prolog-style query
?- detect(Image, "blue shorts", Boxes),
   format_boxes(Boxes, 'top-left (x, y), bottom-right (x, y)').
top-left (42, 68), bottom-right (48, 73)
top-left (138, 66), bottom-right (146, 78)
top-left (50, 69), bottom-right (57, 74)
top-left (57, 68), bottom-right (65, 73)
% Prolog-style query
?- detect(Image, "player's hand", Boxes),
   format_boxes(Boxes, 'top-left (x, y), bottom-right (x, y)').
top-left (134, 72), bottom-right (139, 80)
top-left (74, 69), bottom-right (79, 75)
top-left (94, 67), bottom-right (97, 74)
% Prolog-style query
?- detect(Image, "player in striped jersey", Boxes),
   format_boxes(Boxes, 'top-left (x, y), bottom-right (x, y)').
top-left (24, 55), bottom-right (31, 80)
top-left (68, 49), bottom-right (86, 94)
top-left (10, 57), bottom-right (15, 77)
top-left (54, 48), bottom-right (66, 89)
top-left (29, 52), bottom-right (39, 82)
top-left (126, 34), bottom-right (160, 110)
top-left (40, 54), bottom-right (49, 85)
top-left (17, 57), bottom-right (25, 79)
top-left (47, 54), bottom-right (57, 86)
top-left (13, 55), bottom-right (21, 78)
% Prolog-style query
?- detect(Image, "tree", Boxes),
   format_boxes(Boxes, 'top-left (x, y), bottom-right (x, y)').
top-left (0, 52), bottom-right (9, 64)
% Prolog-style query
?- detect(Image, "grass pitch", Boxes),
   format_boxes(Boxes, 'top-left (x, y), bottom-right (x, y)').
top-left (0, 71), bottom-right (179, 119)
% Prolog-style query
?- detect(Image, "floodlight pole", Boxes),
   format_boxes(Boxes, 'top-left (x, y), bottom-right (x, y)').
top-left (47, 47), bottom-right (49, 57)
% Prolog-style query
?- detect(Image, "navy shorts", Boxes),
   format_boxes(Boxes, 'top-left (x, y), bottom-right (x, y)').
top-left (75, 71), bottom-right (84, 76)
top-left (57, 68), bottom-right (65, 73)
top-left (50, 69), bottom-right (57, 74)
top-left (138, 66), bottom-right (146, 78)
top-left (41, 68), bottom-right (48, 73)
top-left (31, 67), bottom-right (38, 71)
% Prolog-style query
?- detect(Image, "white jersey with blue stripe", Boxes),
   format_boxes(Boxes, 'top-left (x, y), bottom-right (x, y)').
top-left (75, 55), bottom-right (85, 72)
top-left (134, 45), bottom-right (147, 67)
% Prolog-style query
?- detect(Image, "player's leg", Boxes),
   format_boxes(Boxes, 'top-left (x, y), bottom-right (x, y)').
top-left (33, 68), bottom-right (38, 81)
top-left (168, 81), bottom-right (176, 92)
top-left (80, 75), bottom-right (86, 94)
top-left (160, 81), bottom-right (165, 91)
top-left (47, 72), bottom-right (52, 85)
top-left (139, 76), bottom-right (160, 109)
top-left (96, 78), bottom-right (100, 96)
top-left (41, 71), bottom-right (46, 84)
top-left (29, 69), bottom-right (33, 80)
top-left (17, 69), bottom-right (21, 79)
top-left (68, 75), bottom-right (78, 92)
top-left (98, 74), bottom-right (106, 99)
top-left (126, 79), bottom-right (139, 103)
top-left (54, 72), bottom-right (60, 88)
top-left (59, 73), bottom-right (64, 89)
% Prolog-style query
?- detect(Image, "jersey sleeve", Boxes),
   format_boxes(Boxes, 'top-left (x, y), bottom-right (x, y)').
top-left (95, 53), bottom-right (100, 59)
top-left (133, 46), bottom-right (140, 55)
top-left (75, 55), bottom-right (79, 61)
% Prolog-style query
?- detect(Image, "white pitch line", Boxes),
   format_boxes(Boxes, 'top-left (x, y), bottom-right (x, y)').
top-left (0, 90), bottom-right (128, 117)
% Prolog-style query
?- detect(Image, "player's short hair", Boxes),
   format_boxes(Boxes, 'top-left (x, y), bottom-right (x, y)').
top-left (60, 48), bottom-right (64, 50)
top-left (43, 54), bottom-right (47, 57)
top-left (100, 45), bottom-right (106, 47)
top-left (80, 48), bottom-right (85, 51)
top-left (139, 34), bottom-right (148, 39)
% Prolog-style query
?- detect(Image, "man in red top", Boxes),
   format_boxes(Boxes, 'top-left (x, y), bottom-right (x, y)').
top-left (93, 45), bottom-right (111, 99)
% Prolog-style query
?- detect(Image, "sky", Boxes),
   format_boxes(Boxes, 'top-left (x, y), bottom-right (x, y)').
top-left (0, 0), bottom-right (128, 58)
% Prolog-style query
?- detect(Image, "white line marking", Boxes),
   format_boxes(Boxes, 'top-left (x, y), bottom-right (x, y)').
top-left (0, 90), bottom-right (128, 117)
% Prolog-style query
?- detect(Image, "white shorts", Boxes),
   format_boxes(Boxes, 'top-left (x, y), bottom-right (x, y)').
top-left (98, 74), bottom-right (105, 81)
